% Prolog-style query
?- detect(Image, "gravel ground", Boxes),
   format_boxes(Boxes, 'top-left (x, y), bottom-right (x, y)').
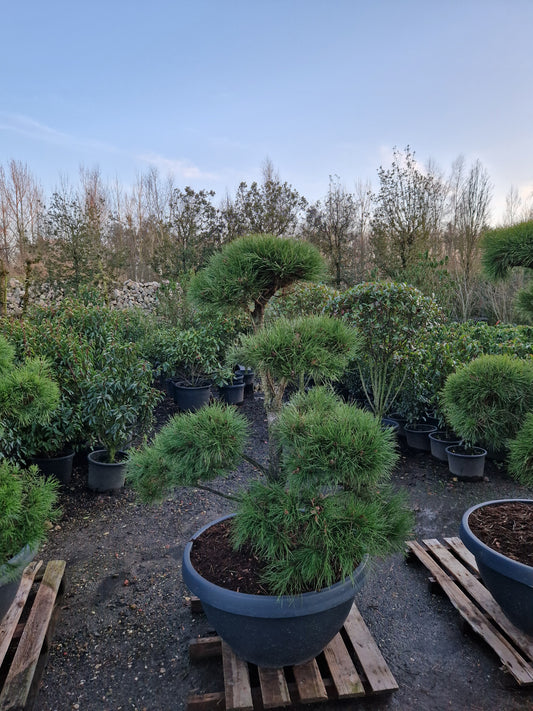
top-left (35, 390), bottom-right (533, 711)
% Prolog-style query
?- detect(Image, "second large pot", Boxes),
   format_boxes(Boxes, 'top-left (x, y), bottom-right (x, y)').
top-left (182, 514), bottom-right (368, 668)
top-left (460, 499), bottom-right (533, 634)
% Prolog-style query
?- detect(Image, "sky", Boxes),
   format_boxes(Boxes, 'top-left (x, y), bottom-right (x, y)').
top-left (1, 0), bottom-right (532, 223)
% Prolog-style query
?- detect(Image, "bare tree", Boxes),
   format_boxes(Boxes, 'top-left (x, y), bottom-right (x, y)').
top-left (0, 160), bottom-right (43, 267)
top-left (447, 158), bottom-right (492, 279)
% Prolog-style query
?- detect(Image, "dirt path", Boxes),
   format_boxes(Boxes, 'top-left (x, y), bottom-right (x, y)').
top-left (36, 392), bottom-right (533, 711)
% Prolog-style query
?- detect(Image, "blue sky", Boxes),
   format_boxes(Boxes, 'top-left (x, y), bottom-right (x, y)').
top-left (1, 0), bottom-right (532, 222)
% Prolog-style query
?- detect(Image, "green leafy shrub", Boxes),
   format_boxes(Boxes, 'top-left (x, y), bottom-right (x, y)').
top-left (507, 413), bottom-right (533, 486)
top-left (326, 282), bottom-right (445, 418)
top-left (264, 281), bottom-right (340, 323)
top-left (82, 341), bottom-right (162, 462)
top-left (0, 461), bottom-right (61, 574)
top-left (142, 326), bottom-right (224, 385)
top-left (441, 354), bottom-right (533, 450)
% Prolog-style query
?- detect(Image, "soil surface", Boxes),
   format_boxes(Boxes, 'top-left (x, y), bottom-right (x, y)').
top-left (35, 388), bottom-right (533, 711)
top-left (469, 501), bottom-right (533, 566)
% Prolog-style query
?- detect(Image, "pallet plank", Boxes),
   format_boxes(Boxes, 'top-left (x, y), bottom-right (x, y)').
top-left (188, 602), bottom-right (397, 710)
top-left (257, 667), bottom-right (291, 708)
top-left (322, 632), bottom-right (365, 698)
top-left (187, 691), bottom-right (226, 711)
top-left (423, 539), bottom-right (533, 660)
top-left (0, 562), bottom-right (42, 668)
top-left (407, 540), bottom-right (533, 685)
top-left (343, 605), bottom-right (398, 693)
top-left (190, 636), bottom-right (222, 661)
top-left (221, 642), bottom-right (253, 711)
top-left (292, 659), bottom-right (328, 703)
top-left (443, 537), bottom-right (479, 572)
top-left (0, 560), bottom-right (66, 710)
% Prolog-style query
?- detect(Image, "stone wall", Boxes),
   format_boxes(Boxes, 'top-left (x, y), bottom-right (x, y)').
top-left (5, 278), bottom-right (164, 314)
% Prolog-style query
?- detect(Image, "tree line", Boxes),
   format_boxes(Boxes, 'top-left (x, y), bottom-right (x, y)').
top-left (1, 149), bottom-right (532, 321)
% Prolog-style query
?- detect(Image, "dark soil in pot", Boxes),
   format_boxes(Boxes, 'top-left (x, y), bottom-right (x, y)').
top-left (189, 517), bottom-right (269, 594)
top-left (468, 501), bottom-right (533, 567)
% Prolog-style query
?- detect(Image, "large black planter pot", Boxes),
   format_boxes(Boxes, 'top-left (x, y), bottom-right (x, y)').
top-left (446, 445), bottom-right (486, 481)
top-left (460, 499), bottom-right (533, 634)
top-left (0, 544), bottom-right (36, 620)
top-left (428, 431), bottom-right (461, 463)
top-left (87, 450), bottom-right (127, 492)
top-left (30, 451), bottom-right (75, 485)
top-left (173, 382), bottom-right (211, 412)
top-left (182, 514), bottom-right (368, 668)
top-left (404, 423), bottom-right (437, 451)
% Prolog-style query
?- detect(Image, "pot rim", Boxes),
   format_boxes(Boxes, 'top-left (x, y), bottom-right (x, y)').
top-left (183, 513), bottom-right (369, 617)
top-left (88, 449), bottom-right (128, 465)
top-left (428, 431), bottom-right (460, 443)
top-left (404, 423), bottom-right (438, 433)
top-left (445, 444), bottom-right (487, 457)
top-left (460, 498), bottom-right (533, 579)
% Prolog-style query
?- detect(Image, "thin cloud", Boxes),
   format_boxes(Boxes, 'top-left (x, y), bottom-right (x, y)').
top-left (0, 112), bottom-right (120, 154)
top-left (138, 152), bottom-right (218, 181)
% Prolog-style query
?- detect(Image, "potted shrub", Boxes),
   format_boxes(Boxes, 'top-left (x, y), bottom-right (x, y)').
top-left (0, 335), bottom-right (62, 618)
top-left (463, 413), bottom-right (533, 630)
top-left (460, 498), bottom-right (533, 634)
top-left (127, 314), bottom-right (412, 667)
top-left (21, 401), bottom-right (82, 485)
top-left (83, 341), bottom-right (162, 492)
top-left (0, 461), bottom-right (61, 619)
top-left (441, 354), bottom-right (533, 478)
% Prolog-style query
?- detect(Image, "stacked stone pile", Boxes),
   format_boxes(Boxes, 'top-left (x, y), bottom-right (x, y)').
top-left (4, 279), bottom-right (164, 314)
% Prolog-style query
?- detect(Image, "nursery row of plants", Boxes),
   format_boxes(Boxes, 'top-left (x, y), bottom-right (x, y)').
top-left (1, 232), bottom-right (533, 667)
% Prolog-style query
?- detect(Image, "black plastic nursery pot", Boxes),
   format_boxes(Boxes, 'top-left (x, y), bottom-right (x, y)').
top-left (173, 382), bottom-right (211, 412)
top-left (428, 431), bottom-right (461, 463)
top-left (388, 413), bottom-right (407, 438)
top-left (218, 382), bottom-right (245, 406)
top-left (182, 514), bottom-right (369, 668)
top-left (404, 423), bottom-right (437, 451)
top-left (460, 499), bottom-right (533, 634)
top-left (30, 451), bottom-right (75, 485)
top-left (0, 544), bottom-right (36, 620)
top-left (446, 445), bottom-right (486, 481)
top-left (87, 450), bottom-right (128, 492)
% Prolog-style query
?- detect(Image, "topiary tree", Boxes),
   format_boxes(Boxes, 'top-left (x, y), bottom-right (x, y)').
top-left (441, 354), bottom-right (533, 451)
top-left (232, 314), bottom-right (361, 477)
top-left (481, 221), bottom-right (533, 322)
top-left (187, 234), bottom-right (326, 330)
top-left (127, 380), bottom-right (411, 596)
top-left (507, 413), bottom-right (533, 487)
top-left (326, 282), bottom-right (445, 418)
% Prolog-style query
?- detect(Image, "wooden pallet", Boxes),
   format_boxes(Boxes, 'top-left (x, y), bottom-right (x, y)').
top-left (187, 602), bottom-right (398, 710)
top-left (0, 560), bottom-right (66, 711)
top-left (407, 537), bottom-right (533, 686)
